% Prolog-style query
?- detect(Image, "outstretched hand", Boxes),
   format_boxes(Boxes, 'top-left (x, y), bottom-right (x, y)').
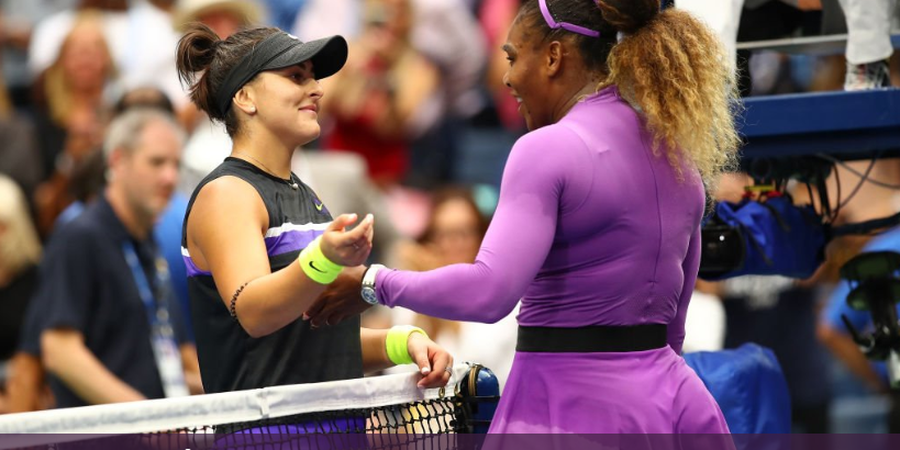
top-left (320, 214), bottom-right (374, 267)
top-left (304, 265), bottom-right (371, 327)
top-left (408, 332), bottom-right (454, 389)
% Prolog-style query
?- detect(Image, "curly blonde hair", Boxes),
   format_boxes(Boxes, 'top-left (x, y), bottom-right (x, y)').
top-left (598, 5), bottom-right (741, 192)
top-left (519, 0), bottom-right (740, 193)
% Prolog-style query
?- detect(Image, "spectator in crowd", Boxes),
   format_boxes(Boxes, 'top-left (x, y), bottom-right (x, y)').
top-left (295, 0), bottom-right (484, 188)
top-left (320, 0), bottom-right (441, 188)
top-left (5, 88), bottom-right (194, 413)
top-left (43, 87), bottom-right (180, 228)
top-left (293, 0), bottom-right (482, 115)
top-left (172, 0), bottom-right (264, 41)
top-left (30, 11), bottom-right (115, 237)
top-left (396, 0), bottom-right (485, 188)
top-left (37, 108), bottom-right (201, 408)
top-left (111, 87), bottom-right (195, 339)
top-left (0, 175), bottom-right (42, 413)
top-left (30, 10), bottom-right (112, 178)
top-left (28, 0), bottom-right (184, 110)
top-left (0, 0), bottom-right (78, 109)
top-left (393, 187), bottom-right (488, 274)
top-left (109, 87), bottom-right (196, 329)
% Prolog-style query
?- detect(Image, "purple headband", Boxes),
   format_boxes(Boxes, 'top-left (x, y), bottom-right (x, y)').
top-left (539, 0), bottom-right (601, 38)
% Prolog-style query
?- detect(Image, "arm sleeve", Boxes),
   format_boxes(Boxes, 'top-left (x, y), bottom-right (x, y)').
top-left (668, 225), bottom-right (701, 355)
top-left (39, 227), bottom-right (97, 332)
top-left (376, 129), bottom-right (577, 323)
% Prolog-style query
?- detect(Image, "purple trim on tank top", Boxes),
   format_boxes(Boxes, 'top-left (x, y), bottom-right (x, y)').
top-left (183, 255), bottom-right (212, 277)
top-left (183, 228), bottom-right (325, 278)
top-left (263, 229), bottom-right (324, 257)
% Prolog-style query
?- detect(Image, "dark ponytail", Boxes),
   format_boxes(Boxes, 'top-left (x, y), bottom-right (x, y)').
top-left (176, 23), bottom-right (220, 121)
top-left (175, 24), bottom-right (280, 136)
top-left (594, 0), bottom-right (659, 35)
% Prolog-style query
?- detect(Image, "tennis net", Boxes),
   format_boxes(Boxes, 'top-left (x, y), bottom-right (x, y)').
top-left (0, 363), bottom-right (500, 450)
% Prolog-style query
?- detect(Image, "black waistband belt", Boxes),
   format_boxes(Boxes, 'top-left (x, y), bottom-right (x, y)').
top-left (516, 324), bottom-right (668, 353)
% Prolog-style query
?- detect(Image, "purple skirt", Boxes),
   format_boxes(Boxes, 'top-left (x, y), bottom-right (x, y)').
top-left (489, 346), bottom-right (730, 434)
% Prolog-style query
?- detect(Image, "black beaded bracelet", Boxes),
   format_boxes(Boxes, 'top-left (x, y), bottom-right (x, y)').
top-left (230, 282), bottom-right (249, 320)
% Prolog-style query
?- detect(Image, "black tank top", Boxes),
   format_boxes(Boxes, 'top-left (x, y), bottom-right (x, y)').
top-left (181, 157), bottom-right (362, 394)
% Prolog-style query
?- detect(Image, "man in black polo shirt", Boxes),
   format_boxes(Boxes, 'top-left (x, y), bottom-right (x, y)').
top-left (37, 108), bottom-right (200, 407)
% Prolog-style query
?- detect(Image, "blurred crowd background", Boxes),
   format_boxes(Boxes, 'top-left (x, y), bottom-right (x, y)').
top-left (1, 0), bottom-right (900, 434)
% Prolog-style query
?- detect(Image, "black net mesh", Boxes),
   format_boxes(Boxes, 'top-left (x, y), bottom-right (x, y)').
top-left (0, 366), bottom-right (501, 450)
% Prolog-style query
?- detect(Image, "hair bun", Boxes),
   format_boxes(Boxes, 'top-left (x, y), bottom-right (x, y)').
top-left (596, 0), bottom-right (659, 34)
top-left (176, 23), bottom-right (220, 80)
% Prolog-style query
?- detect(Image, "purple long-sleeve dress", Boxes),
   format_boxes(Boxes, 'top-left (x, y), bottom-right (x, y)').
top-left (377, 86), bottom-right (729, 433)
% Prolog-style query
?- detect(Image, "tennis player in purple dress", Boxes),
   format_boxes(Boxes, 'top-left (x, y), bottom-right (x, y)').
top-left (308, 0), bottom-right (741, 433)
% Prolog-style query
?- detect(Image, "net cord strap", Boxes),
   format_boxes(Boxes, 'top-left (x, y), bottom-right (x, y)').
top-left (0, 364), bottom-right (469, 435)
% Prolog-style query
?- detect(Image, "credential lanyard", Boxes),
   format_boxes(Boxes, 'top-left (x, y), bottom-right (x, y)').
top-left (122, 241), bottom-right (189, 398)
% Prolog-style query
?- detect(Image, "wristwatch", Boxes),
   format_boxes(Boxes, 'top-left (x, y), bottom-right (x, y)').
top-left (361, 264), bottom-right (386, 305)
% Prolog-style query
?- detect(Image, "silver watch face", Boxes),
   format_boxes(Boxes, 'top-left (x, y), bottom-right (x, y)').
top-left (361, 287), bottom-right (378, 305)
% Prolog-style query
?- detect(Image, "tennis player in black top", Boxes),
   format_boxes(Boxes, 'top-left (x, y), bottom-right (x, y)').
top-left (175, 24), bottom-right (452, 396)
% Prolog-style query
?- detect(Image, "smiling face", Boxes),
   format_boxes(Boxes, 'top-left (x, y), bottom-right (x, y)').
top-left (501, 18), bottom-right (555, 131)
top-left (246, 60), bottom-right (323, 147)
